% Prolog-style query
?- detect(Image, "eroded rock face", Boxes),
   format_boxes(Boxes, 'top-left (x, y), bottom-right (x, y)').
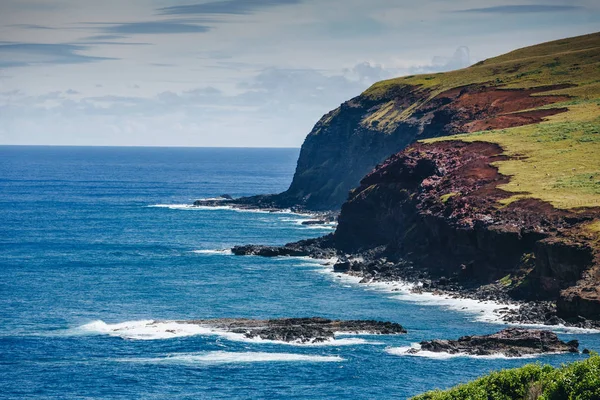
top-left (193, 83), bottom-right (569, 212)
top-left (410, 328), bottom-right (579, 357)
top-left (332, 140), bottom-right (599, 321)
top-left (180, 317), bottom-right (406, 343)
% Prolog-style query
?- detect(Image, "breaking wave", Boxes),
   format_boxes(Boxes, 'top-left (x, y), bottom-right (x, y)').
top-left (116, 351), bottom-right (344, 364)
top-left (385, 344), bottom-right (550, 360)
top-left (72, 320), bottom-right (382, 346)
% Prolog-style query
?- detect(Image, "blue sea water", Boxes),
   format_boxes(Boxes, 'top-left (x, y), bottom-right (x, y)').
top-left (1, 146), bottom-right (598, 399)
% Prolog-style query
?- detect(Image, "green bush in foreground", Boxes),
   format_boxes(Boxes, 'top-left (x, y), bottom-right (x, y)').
top-left (412, 353), bottom-right (600, 400)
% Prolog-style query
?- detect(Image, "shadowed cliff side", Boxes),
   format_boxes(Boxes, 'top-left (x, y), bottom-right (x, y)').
top-left (205, 32), bottom-right (598, 211)
top-left (232, 32), bottom-right (600, 322)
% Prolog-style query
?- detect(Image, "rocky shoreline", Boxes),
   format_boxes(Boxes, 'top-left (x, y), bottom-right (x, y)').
top-left (231, 239), bottom-right (600, 330)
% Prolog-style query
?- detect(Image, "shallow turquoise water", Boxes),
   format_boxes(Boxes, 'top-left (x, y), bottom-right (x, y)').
top-left (1, 146), bottom-right (597, 399)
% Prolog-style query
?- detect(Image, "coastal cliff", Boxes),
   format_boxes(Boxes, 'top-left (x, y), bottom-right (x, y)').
top-left (218, 32), bottom-right (599, 211)
top-left (328, 32), bottom-right (600, 320)
top-left (232, 32), bottom-right (600, 323)
top-left (333, 140), bottom-right (599, 321)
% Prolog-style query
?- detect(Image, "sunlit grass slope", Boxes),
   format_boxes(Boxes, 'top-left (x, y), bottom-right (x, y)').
top-left (364, 31), bottom-right (600, 210)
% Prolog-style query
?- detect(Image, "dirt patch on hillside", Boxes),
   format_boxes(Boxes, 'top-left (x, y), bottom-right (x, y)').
top-left (418, 85), bottom-right (572, 137)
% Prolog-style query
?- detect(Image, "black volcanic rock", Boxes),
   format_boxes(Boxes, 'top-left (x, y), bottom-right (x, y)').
top-left (179, 317), bottom-right (406, 343)
top-left (232, 237), bottom-right (338, 259)
top-left (408, 328), bottom-right (579, 357)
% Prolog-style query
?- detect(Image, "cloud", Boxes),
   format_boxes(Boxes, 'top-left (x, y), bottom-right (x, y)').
top-left (101, 21), bottom-right (211, 35)
top-left (455, 5), bottom-right (582, 14)
top-left (344, 62), bottom-right (392, 83)
top-left (429, 46), bottom-right (471, 71)
top-left (82, 35), bottom-right (128, 41)
top-left (10, 24), bottom-right (56, 30)
top-left (149, 62), bottom-right (176, 67)
top-left (77, 41), bottom-right (152, 46)
top-left (0, 43), bottom-right (117, 68)
top-left (159, 0), bottom-right (303, 16)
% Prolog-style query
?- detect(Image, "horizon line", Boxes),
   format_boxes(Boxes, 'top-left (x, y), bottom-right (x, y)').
top-left (0, 144), bottom-right (301, 149)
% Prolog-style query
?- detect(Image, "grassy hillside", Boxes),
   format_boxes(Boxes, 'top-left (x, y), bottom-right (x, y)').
top-left (366, 32), bottom-right (600, 99)
top-left (362, 31), bottom-right (600, 210)
top-left (265, 31), bottom-right (599, 211)
top-left (430, 103), bottom-right (600, 209)
top-left (412, 354), bottom-right (600, 400)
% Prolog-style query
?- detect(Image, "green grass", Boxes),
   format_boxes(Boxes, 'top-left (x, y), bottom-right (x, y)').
top-left (425, 103), bottom-right (600, 209)
top-left (358, 32), bottom-right (600, 135)
top-left (412, 353), bottom-right (600, 400)
top-left (399, 31), bottom-right (600, 211)
top-left (365, 32), bottom-right (600, 101)
top-left (440, 192), bottom-right (459, 203)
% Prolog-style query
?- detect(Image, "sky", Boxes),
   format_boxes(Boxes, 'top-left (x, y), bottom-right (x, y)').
top-left (0, 0), bottom-right (598, 147)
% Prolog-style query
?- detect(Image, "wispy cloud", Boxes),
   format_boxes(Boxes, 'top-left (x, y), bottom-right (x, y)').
top-left (0, 43), bottom-right (117, 68)
top-left (159, 0), bottom-right (303, 16)
top-left (100, 21), bottom-right (211, 35)
top-left (82, 35), bottom-right (128, 41)
top-left (455, 5), bottom-right (582, 14)
top-left (10, 24), bottom-right (57, 30)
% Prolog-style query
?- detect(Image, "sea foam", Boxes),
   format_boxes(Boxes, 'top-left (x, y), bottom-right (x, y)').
top-left (385, 344), bottom-right (549, 360)
top-left (192, 249), bottom-right (234, 255)
top-left (148, 204), bottom-right (305, 216)
top-left (73, 320), bottom-right (381, 346)
top-left (116, 351), bottom-right (344, 365)
top-left (302, 258), bottom-right (600, 334)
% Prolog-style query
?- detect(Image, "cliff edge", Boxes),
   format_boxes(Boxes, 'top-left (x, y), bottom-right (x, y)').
top-left (333, 32), bottom-right (600, 320)
top-left (226, 32), bottom-right (599, 211)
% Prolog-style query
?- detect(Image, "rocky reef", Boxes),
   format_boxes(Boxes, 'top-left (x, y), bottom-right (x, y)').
top-left (179, 317), bottom-right (406, 343)
top-left (404, 328), bottom-right (579, 358)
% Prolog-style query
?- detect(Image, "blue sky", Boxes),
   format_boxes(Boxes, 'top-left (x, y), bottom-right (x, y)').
top-left (0, 0), bottom-right (598, 147)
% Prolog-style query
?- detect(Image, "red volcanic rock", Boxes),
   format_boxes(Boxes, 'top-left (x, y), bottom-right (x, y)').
top-left (334, 140), bottom-right (600, 321)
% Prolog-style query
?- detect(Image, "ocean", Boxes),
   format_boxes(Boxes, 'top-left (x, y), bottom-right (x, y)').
top-left (1, 146), bottom-right (598, 399)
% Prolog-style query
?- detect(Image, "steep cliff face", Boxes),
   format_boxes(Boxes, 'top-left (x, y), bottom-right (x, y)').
top-left (229, 33), bottom-right (600, 320)
top-left (277, 90), bottom-right (422, 210)
top-left (333, 140), bottom-right (600, 320)
top-left (272, 83), bottom-right (569, 210)
top-left (261, 32), bottom-right (599, 210)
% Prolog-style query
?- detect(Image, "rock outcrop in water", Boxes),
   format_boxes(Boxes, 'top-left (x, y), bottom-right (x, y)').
top-left (405, 328), bottom-right (579, 358)
top-left (231, 237), bottom-right (336, 259)
top-left (180, 317), bottom-right (406, 343)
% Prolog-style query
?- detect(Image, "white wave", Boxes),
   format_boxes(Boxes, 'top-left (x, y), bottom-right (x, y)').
top-left (75, 320), bottom-right (211, 340)
top-left (312, 263), bottom-right (521, 326)
top-left (278, 217), bottom-right (337, 229)
top-left (117, 351), bottom-right (344, 365)
top-left (499, 322), bottom-right (600, 335)
top-left (73, 320), bottom-right (382, 346)
top-left (148, 203), bottom-right (308, 216)
top-left (385, 344), bottom-right (550, 360)
top-left (192, 249), bottom-right (233, 255)
top-left (279, 217), bottom-right (311, 224)
top-left (300, 225), bottom-right (337, 230)
top-left (148, 204), bottom-right (197, 210)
